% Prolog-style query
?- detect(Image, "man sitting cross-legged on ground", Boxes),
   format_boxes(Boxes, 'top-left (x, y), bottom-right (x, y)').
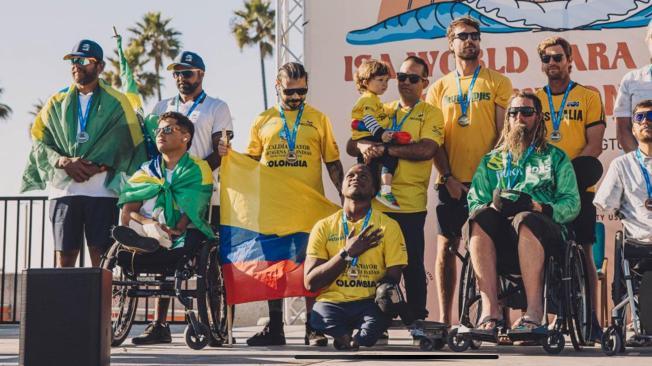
top-left (304, 164), bottom-right (408, 350)
top-left (112, 111), bottom-right (215, 344)
top-left (464, 91), bottom-right (580, 337)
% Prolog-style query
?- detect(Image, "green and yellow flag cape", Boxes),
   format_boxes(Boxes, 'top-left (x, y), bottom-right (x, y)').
top-left (119, 153), bottom-right (215, 248)
top-left (21, 80), bottom-right (148, 193)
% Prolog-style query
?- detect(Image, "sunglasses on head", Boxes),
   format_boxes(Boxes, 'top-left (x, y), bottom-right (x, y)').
top-left (453, 32), bottom-right (481, 41)
top-left (541, 54), bottom-right (564, 63)
top-left (70, 57), bottom-right (96, 66)
top-left (396, 72), bottom-right (424, 83)
top-left (281, 87), bottom-right (308, 96)
top-left (172, 69), bottom-right (198, 79)
top-left (633, 111), bottom-right (652, 124)
top-left (154, 125), bottom-right (182, 136)
top-left (507, 106), bottom-right (536, 117)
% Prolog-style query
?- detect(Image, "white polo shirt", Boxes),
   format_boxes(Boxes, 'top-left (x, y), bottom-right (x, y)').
top-left (594, 150), bottom-right (652, 242)
top-left (152, 92), bottom-right (233, 205)
top-left (613, 65), bottom-right (652, 118)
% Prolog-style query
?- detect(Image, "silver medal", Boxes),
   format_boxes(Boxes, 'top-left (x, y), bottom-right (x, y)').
top-left (550, 130), bottom-right (562, 142)
top-left (76, 131), bottom-right (90, 144)
top-left (457, 114), bottom-right (470, 127)
top-left (287, 151), bottom-right (298, 163)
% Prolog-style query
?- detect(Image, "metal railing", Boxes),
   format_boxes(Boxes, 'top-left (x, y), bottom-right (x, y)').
top-left (0, 196), bottom-right (188, 324)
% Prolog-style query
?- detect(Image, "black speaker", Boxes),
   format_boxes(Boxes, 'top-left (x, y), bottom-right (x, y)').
top-left (19, 268), bottom-right (112, 366)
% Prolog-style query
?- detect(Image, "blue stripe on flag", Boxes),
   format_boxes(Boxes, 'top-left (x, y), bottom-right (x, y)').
top-left (219, 225), bottom-right (309, 264)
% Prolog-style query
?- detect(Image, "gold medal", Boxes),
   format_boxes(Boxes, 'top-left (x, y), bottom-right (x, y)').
top-left (347, 266), bottom-right (359, 279)
top-left (287, 151), bottom-right (298, 163)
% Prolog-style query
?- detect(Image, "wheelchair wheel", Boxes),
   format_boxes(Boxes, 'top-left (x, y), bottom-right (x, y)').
top-left (601, 326), bottom-right (623, 356)
top-left (543, 329), bottom-right (565, 354)
top-left (447, 327), bottom-right (471, 352)
top-left (196, 241), bottom-right (229, 345)
top-left (565, 243), bottom-right (591, 350)
top-left (458, 255), bottom-right (482, 328)
top-left (102, 243), bottom-right (138, 347)
top-left (184, 322), bottom-right (211, 350)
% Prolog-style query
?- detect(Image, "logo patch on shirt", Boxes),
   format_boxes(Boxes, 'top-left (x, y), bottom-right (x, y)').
top-left (567, 101), bottom-right (580, 107)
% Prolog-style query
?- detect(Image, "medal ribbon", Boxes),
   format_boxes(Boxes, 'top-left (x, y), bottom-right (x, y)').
top-left (342, 208), bottom-right (372, 267)
top-left (455, 65), bottom-right (481, 118)
top-left (503, 145), bottom-right (535, 189)
top-left (635, 149), bottom-right (652, 201)
top-left (77, 93), bottom-right (93, 138)
top-left (391, 101), bottom-right (419, 131)
top-left (176, 90), bottom-right (206, 117)
top-left (545, 81), bottom-right (574, 137)
top-left (279, 103), bottom-right (305, 154)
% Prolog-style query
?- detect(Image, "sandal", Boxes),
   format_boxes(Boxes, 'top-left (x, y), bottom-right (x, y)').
top-left (509, 316), bottom-right (547, 336)
top-left (470, 316), bottom-right (504, 337)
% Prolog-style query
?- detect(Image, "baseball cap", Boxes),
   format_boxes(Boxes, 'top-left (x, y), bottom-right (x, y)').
top-left (166, 51), bottom-right (205, 71)
top-left (63, 39), bottom-right (103, 61)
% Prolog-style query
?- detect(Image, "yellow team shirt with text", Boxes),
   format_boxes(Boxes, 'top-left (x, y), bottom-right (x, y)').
top-left (351, 91), bottom-right (391, 140)
top-left (246, 103), bottom-right (340, 195)
top-left (426, 67), bottom-right (513, 183)
top-left (371, 100), bottom-right (444, 213)
top-left (306, 209), bottom-right (407, 303)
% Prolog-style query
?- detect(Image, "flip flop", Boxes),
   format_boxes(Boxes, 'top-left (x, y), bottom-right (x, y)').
top-left (509, 316), bottom-right (547, 336)
top-left (470, 316), bottom-right (504, 337)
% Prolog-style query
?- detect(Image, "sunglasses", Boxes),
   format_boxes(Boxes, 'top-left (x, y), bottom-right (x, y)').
top-left (172, 69), bottom-right (198, 79)
top-left (154, 125), bottom-right (182, 136)
top-left (281, 88), bottom-right (308, 96)
top-left (70, 57), bottom-right (96, 66)
top-left (507, 106), bottom-right (536, 118)
top-left (453, 32), bottom-right (481, 41)
top-left (541, 54), bottom-right (564, 63)
top-left (633, 111), bottom-right (652, 124)
top-left (396, 72), bottom-right (425, 83)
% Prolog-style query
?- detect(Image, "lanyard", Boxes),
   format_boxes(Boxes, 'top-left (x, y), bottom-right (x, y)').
top-left (503, 145), bottom-right (535, 189)
top-left (636, 149), bottom-right (652, 199)
top-left (455, 65), bottom-right (481, 117)
top-left (77, 94), bottom-right (93, 134)
top-left (279, 103), bottom-right (305, 152)
top-left (176, 91), bottom-right (206, 117)
top-left (391, 102), bottom-right (419, 131)
top-left (545, 81), bottom-right (574, 134)
top-left (341, 208), bottom-right (372, 267)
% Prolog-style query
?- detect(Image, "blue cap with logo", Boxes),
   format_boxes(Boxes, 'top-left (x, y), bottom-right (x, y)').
top-left (167, 51), bottom-right (205, 71)
top-left (63, 39), bottom-right (103, 61)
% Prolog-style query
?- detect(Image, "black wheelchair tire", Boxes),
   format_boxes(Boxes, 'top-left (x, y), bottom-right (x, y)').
top-left (565, 242), bottom-right (591, 350)
top-left (196, 241), bottom-right (229, 345)
top-left (458, 254), bottom-right (482, 328)
top-left (102, 242), bottom-right (138, 347)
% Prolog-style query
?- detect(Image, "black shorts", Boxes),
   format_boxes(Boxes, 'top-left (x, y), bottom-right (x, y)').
top-left (463, 207), bottom-right (564, 275)
top-left (436, 183), bottom-right (470, 239)
top-left (49, 196), bottom-right (118, 252)
top-left (572, 191), bottom-right (596, 246)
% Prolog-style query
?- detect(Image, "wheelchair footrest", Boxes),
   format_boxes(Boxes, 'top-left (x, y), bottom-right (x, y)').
top-left (507, 329), bottom-right (548, 342)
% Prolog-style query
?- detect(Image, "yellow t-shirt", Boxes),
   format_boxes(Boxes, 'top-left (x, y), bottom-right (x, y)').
top-left (535, 83), bottom-right (605, 160)
top-left (351, 91), bottom-right (391, 140)
top-left (371, 100), bottom-right (444, 213)
top-left (426, 67), bottom-right (514, 183)
top-left (306, 209), bottom-right (407, 303)
top-left (246, 103), bottom-right (341, 195)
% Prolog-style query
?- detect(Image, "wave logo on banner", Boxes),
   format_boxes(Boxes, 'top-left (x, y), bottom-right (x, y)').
top-left (347, 0), bottom-right (652, 45)
top-left (219, 151), bottom-right (339, 305)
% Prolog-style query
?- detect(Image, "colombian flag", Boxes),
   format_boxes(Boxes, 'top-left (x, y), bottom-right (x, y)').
top-left (219, 151), bottom-right (339, 305)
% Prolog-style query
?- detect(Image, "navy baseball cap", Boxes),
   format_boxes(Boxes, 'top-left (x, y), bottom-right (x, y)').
top-left (167, 51), bottom-right (205, 71)
top-left (63, 39), bottom-right (103, 61)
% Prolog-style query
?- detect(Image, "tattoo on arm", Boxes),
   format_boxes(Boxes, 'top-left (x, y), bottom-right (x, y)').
top-left (326, 160), bottom-right (344, 193)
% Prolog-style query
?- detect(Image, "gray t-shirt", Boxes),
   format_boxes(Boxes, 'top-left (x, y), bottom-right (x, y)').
top-left (594, 150), bottom-right (652, 242)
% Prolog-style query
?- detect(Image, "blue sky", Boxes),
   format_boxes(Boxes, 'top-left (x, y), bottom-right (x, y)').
top-left (0, 0), bottom-right (276, 195)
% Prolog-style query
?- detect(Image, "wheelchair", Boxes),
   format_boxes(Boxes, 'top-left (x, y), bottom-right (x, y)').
top-left (601, 230), bottom-right (652, 355)
top-left (447, 231), bottom-right (592, 354)
top-left (100, 229), bottom-right (229, 350)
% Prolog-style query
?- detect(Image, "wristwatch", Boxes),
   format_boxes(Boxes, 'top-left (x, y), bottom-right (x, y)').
top-left (442, 172), bottom-right (453, 184)
top-left (339, 248), bottom-right (352, 261)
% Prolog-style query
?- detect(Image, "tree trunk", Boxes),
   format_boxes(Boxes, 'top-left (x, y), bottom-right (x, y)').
top-left (155, 59), bottom-right (162, 101)
top-left (259, 44), bottom-right (268, 110)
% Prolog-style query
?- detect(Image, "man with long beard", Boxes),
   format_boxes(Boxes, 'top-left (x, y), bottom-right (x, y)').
top-left (425, 16), bottom-right (513, 327)
top-left (131, 51), bottom-right (234, 346)
top-left (464, 91), bottom-right (579, 338)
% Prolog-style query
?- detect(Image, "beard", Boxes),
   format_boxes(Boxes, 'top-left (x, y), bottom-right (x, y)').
top-left (282, 97), bottom-right (305, 110)
top-left (177, 80), bottom-right (200, 95)
top-left (458, 47), bottom-right (480, 61)
top-left (504, 123), bottom-right (531, 160)
top-left (73, 68), bottom-right (98, 86)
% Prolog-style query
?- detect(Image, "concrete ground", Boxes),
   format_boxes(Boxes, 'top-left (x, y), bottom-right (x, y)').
top-left (0, 324), bottom-right (650, 365)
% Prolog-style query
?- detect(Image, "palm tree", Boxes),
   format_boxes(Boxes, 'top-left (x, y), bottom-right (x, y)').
top-left (231, 0), bottom-right (275, 109)
top-left (102, 39), bottom-right (160, 103)
top-left (29, 99), bottom-right (45, 118)
top-left (0, 87), bottom-right (12, 121)
top-left (129, 12), bottom-right (181, 101)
